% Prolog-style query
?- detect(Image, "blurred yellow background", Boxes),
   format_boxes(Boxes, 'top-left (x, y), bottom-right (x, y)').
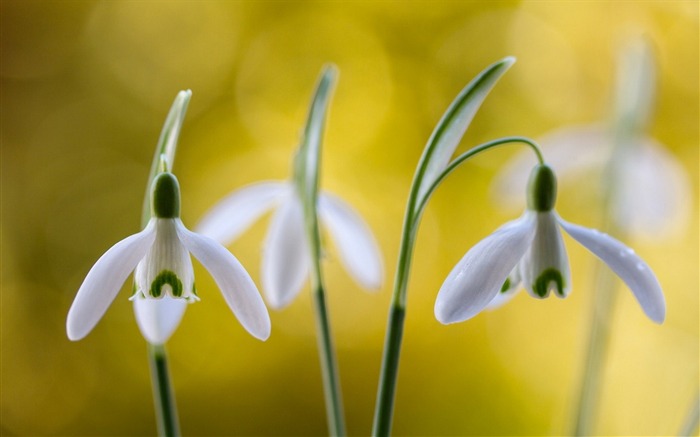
top-left (1, 1), bottom-right (697, 436)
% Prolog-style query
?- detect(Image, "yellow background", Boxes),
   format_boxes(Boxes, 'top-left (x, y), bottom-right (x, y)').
top-left (1, 1), bottom-right (698, 435)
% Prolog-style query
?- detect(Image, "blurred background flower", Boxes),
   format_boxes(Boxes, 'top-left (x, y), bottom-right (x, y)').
top-left (1, 1), bottom-right (697, 435)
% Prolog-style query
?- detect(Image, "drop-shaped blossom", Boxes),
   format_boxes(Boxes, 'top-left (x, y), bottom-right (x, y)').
top-left (196, 181), bottom-right (383, 309)
top-left (67, 172), bottom-right (271, 344)
top-left (491, 40), bottom-right (691, 240)
top-left (490, 125), bottom-right (691, 239)
top-left (435, 164), bottom-right (665, 324)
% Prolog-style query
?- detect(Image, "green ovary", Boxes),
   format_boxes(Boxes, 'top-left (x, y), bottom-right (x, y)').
top-left (533, 268), bottom-right (564, 298)
top-left (150, 270), bottom-right (183, 298)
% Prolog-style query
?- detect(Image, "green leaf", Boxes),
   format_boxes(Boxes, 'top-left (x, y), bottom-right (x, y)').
top-left (294, 65), bottom-right (338, 223)
top-left (413, 57), bottom-right (515, 212)
top-left (141, 90), bottom-right (192, 227)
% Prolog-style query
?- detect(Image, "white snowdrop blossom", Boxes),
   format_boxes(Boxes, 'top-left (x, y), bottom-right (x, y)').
top-left (435, 164), bottom-right (665, 324)
top-left (67, 172), bottom-right (271, 344)
top-left (490, 125), bottom-right (691, 239)
top-left (196, 181), bottom-right (383, 309)
top-left (491, 41), bottom-right (691, 240)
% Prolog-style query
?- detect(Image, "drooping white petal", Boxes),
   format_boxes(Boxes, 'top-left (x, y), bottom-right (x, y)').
top-left (613, 137), bottom-right (692, 239)
top-left (485, 265), bottom-right (522, 310)
top-left (558, 218), bottom-right (665, 323)
top-left (176, 220), bottom-right (271, 340)
top-left (435, 212), bottom-right (537, 324)
top-left (491, 125), bottom-right (610, 210)
top-left (318, 193), bottom-right (383, 290)
top-left (195, 181), bottom-right (290, 245)
top-left (133, 297), bottom-right (188, 344)
top-left (520, 211), bottom-right (571, 299)
top-left (261, 194), bottom-right (310, 309)
top-left (67, 221), bottom-right (157, 341)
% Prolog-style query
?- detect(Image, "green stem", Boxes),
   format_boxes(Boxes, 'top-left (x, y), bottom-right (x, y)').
top-left (571, 265), bottom-right (618, 435)
top-left (148, 343), bottom-right (181, 437)
top-left (311, 273), bottom-right (346, 436)
top-left (371, 137), bottom-right (542, 436)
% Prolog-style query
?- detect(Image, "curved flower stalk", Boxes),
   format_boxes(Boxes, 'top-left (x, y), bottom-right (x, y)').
top-left (67, 170), bottom-right (271, 343)
top-left (491, 42), bottom-right (691, 240)
top-left (196, 181), bottom-right (383, 309)
top-left (371, 57), bottom-right (552, 437)
top-left (435, 164), bottom-right (666, 324)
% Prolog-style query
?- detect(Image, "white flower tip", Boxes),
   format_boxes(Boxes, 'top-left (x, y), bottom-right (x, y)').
top-left (434, 300), bottom-right (462, 325)
top-left (642, 293), bottom-right (666, 324)
top-left (263, 287), bottom-right (296, 311)
top-left (134, 297), bottom-right (188, 344)
top-left (66, 315), bottom-right (87, 341)
top-left (249, 315), bottom-right (272, 341)
top-left (434, 286), bottom-right (485, 325)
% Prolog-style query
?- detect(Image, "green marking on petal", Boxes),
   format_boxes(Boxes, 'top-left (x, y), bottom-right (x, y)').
top-left (500, 277), bottom-right (511, 293)
top-left (150, 270), bottom-right (183, 298)
top-left (533, 268), bottom-right (564, 298)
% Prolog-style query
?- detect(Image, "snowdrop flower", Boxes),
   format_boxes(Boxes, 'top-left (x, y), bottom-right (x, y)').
top-left (435, 164), bottom-right (665, 324)
top-left (490, 125), bottom-right (691, 239)
top-left (492, 41), bottom-right (691, 240)
top-left (67, 171), bottom-right (271, 343)
top-left (196, 180), bottom-right (383, 309)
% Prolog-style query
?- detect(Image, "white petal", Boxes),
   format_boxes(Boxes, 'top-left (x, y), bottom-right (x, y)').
top-left (491, 125), bottom-right (610, 210)
top-left (195, 181), bottom-right (290, 245)
top-left (485, 265), bottom-right (522, 310)
top-left (318, 193), bottom-right (383, 290)
top-left (133, 297), bottom-right (188, 344)
top-left (435, 212), bottom-right (536, 324)
top-left (520, 212), bottom-right (571, 299)
top-left (559, 218), bottom-right (665, 323)
top-left (613, 137), bottom-right (692, 239)
top-left (67, 221), bottom-right (157, 341)
top-left (262, 195), bottom-right (310, 309)
top-left (177, 220), bottom-right (271, 340)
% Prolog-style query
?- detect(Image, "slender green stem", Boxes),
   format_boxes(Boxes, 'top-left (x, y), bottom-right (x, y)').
top-left (306, 202), bottom-right (346, 436)
top-left (413, 136), bottom-right (544, 223)
top-left (295, 66), bottom-right (345, 435)
top-left (371, 137), bottom-right (542, 436)
top-left (372, 218), bottom-right (417, 437)
top-left (571, 266), bottom-right (618, 436)
top-left (311, 272), bottom-right (346, 436)
top-left (148, 343), bottom-right (181, 437)
top-left (678, 394), bottom-right (700, 437)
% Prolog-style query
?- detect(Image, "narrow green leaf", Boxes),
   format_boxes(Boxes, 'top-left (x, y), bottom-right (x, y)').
top-left (413, 57), bottom-right (515, 212)
top-left (294, 65), bottom-right (338, 225)
top-left (141, 90), bottom-right (192, 227)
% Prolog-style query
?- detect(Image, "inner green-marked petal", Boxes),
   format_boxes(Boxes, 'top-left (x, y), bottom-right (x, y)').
top-left (500, 277), bottom-right (511, 293)
top-left (150, 270), bottom-right (183, 298)
top-left (533, 268), bottom-right (564, 298)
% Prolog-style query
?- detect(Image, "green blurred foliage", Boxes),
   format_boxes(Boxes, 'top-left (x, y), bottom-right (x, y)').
top-left (1, 1), bottom-right (697, 436)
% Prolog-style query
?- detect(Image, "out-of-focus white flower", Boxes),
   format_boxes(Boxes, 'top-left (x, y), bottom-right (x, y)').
top-left (435, 164), bottom-right (666, 324)
top-left (490, 125), bottom-right (691, 239)
top-left (67, 172), bottom-right (271, 344)
top-left (196, 181), bottom-right (383, 309)
top-left (492, 40), bottom-right (691, 240)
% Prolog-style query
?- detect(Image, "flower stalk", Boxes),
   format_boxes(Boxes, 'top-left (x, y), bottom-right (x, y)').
top-left (571, 40), bottom-right (659, 435)
top-left (295, 65), bottom-right (346, 436)
top-left (142, 91), bottom-right (191, 437)
top-left (148, 343), bottom-right (180, 437)
top-left (370, 54), bottom-right (550, 437)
